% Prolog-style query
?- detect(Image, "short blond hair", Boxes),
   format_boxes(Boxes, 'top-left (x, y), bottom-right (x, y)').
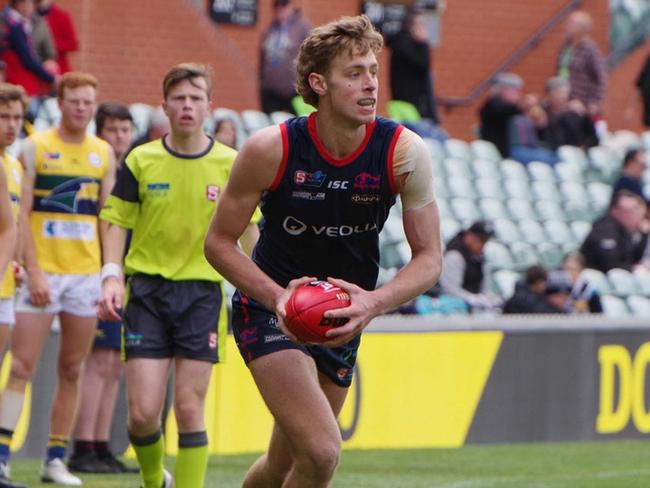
top-left (295, 15), bottom-right (383, 107)
top-left (0, 82), bottom-right (27, 113)
top-left (57, 72), bottom-right (98, 99)
top-left (162, 63), bottom-right (212, 100)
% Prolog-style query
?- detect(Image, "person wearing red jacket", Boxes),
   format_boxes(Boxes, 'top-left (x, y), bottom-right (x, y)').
top-left (37, 0), bottom-right (77, 74)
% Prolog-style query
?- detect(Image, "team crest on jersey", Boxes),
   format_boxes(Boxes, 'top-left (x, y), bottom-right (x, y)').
top-left (45, 152), bottom-right (61, 160)
top-left (88, 152), bottom-right (102, 168)
top-left (206, 184), bottom-right (220, 201)
top-left (294, 170), bottom-right (326, 188)
top-left (353, 172), bottom-right (381, 190)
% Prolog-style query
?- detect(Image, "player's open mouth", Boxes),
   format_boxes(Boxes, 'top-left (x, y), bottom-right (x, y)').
top-left (357, 99), bottom-right (375, 107)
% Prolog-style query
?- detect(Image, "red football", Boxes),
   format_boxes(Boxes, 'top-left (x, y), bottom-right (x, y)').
top-left (284, 281), bottom-right (351, 343)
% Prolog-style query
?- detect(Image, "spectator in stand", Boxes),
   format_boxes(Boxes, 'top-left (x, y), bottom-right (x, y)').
top-left (439, 220), bottom-right (502, 311)
top-left (1, 0), bottom-right (57, 100)
top-left (132, 105), bottom-right (170, 148)
top-left (580, 190), bottom-right (648, 272)
top-left (479, 73), bottom-right (523, 158)
top-left (543, 271), bottom-right (573, 313)
top-left (557, 10), bottom-right (607, 117)
top-left (388, 8), bottom-right (439, 124)
top-left (37, 0), bottom-right (77, 75)
top-left (503, 265), bottom-right (555, 314)
top-left (562, 250), bottom-right (603, 313)
top-left (30, 8), bottom-right (56, 66)
top-left (259, 0), bottom-right (310, 114)
top-left (540, 77), bottom-right (598, 149)
top-left (213, 116), bottom-right (237, 149)
top-left (611, 148), bottom-right (648, 202)
top-left (636, 52), bottom-right (650, 128)
top-left (507, 106), bottom-right (560, 166)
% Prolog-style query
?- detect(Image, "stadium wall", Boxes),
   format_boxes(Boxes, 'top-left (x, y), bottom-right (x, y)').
top-left (9, 316), bottom-right (650, 459)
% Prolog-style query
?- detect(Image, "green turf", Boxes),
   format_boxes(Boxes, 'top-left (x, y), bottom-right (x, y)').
top-left (8, 440), bottom-right (650, 487)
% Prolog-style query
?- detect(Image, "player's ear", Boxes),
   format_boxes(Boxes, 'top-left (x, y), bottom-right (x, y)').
top-left (309, 73), bottom-right (327, 97)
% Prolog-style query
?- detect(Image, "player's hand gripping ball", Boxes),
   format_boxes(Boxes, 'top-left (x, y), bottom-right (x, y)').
top-left (284, 280), bottom-right (351, 343)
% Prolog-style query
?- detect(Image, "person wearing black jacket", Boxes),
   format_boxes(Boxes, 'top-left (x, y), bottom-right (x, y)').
top-left (502, 265), bottom-right (558, 314)
top-left (479, 73), bottom-right (523, 157)
top-left (580, 190), bottom-right (648, 272)
top-left (387, 8), bottom-right (438, 123)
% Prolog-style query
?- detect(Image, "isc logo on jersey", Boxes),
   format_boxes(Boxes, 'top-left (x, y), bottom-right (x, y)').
top-left (42, 220), bottom-right (95, 241)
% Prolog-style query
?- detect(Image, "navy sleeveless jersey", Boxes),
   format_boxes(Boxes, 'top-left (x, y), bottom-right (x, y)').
top-left (253, 113), bottom-right (403, 291)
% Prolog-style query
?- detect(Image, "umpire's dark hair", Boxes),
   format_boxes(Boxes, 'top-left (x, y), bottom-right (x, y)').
top-left (95, 101), bottom-right (133, 135)
top-left (622, 148), bottom-right (644, 167)
top-left (525, 265), bottom-right (548, 286)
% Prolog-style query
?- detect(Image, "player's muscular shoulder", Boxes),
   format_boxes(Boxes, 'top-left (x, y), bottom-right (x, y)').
top-left (392, 128), bottom-right (435, 210)
top-left (234, 125), bottom-right (285, 190)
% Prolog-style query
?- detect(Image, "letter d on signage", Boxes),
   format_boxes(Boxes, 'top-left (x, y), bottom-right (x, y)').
top-left (597, 345), bottom-right (632, 433)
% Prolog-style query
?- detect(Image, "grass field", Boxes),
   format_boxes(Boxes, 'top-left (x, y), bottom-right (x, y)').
top-left (8, 440), bottom-right (650, 487)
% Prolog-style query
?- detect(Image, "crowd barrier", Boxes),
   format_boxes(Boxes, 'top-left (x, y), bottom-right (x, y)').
top-left (6, 314), bottom-right (650, 458)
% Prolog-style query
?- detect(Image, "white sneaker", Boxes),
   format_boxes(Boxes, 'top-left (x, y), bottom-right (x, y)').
top-left (162, 469), bottom-right (173, 488)
top-left (41, 458), bottom-right (82, 486)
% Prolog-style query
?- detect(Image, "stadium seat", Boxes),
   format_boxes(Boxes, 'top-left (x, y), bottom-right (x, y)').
top-left (472, 158), bottom-right (501, 180)
top-left (506, 198), bottom-right (537, 221)
top-left (444, 138), bottom-right (473, 162)
top-left (386, 100), bottom-right (421, 123)
top-left (423, 137), bottom-right (446, 163)
top-left (492, 218), bottom-right (523, 245)
top-left (478, 198), bottom-right (509, 220)
top-left (492, 269), bottom-right (520, 298)
top-left (433, 177), bottom-right (449, 199)
top-left (129, 102), bottom-right (153, 138)
top-left (439, 217), bottom-right (461, 243)
top-left (471, 139), bottom-right (502, 162)
top-left (642, 130), bottom-right (650, 151)
top-left (527, 161), bottom-right (556, 182)
top-left (633, 268), bottom-right (650, 296)
top-left (270, 111), bottom-right (294, 125)
top-left (518, 219), bottom-right (548, 245)
top-left (535, 199), bottom-right (567, 222)
top-left (504, 179), bottom-right (532, 201)
top-left (609, 130), bottom-right (642, 153)
top-left (444, 158), bottom-right (473, 179)
top-left (446, 175), bottom-right (476, 199)
top-left (475, 178), bottom-right (503, 200)
top-left (587, 181), bottom-right (613, 215)
top-left (536, 242), bottom-right (564, 269)
top-left (543, 220), bottom-right (575, 246)
top-left (509, 241), bottom-right (539, 270)
top-left (37, 96), bottom-right (62, 127)
top-left (627, 295), bottom-right (650, 315)
top-left (560, 181), bottom-right (593, 220)
top-left (601, 294), bottom-right (631, 317)
top-left (484, 241), bottom-right (515, 270)
top-left (579, 268), bottom-right (612, 295)
top-left (5, 138), bottom-right (22, 159)
top-left (554, 161), bottom-right (584, 183)
top-left (570, 220), bottom-right (592, 244)
top-left (436, 198), bottom-right (453, 219)
top-left (291, 96), bottom-right (316, 117)
top-left (588, 146), bottom-right (621, 182)
top-left (241, 109), bottom-right (271, 134)
top-left (450, 197), bottom-right (481, 223)
top-left (557, 145), bottom-right (589, 170)
top-left (607, 268), bottom-right (639, 297)
top-left (530, 180), bottom-right (560, 202)
top-left (501, 159), bottom-right (529, 181)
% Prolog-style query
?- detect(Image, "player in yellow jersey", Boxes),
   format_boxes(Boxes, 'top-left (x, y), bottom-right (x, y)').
top-left (0, 72), bottom-right (116, 487)
top-left (99, 63), bottom-right (259, 488)
top-left (0, 83), bottom-right (28, 488)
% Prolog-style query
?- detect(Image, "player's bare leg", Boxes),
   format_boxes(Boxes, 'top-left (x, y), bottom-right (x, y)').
top-left (243, 350), bottom-right (345, 488)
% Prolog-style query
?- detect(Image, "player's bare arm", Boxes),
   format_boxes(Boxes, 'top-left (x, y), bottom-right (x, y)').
top-left (18, 137), bottom-right (51, 305)
top-left (97, 146), bottom-right (117, 238)
top-left (324, 129), bottom-right (442, 346)
top-left (0, 167), bottom-right (16, 274)
top-left (98, 222), bottom-right (128, 321)
top-left (204, 125), bottom-right (289, 312)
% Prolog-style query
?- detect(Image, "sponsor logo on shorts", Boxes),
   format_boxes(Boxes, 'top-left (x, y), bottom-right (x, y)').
top-left (292, 191), bottom-right (326, 201)
top-left (206, 184), bottom-right (220, 201)
top-left (125, 332), bottom-right (143, 347)
top-left (353, 172), bottom-right (381, 190)
top-left (294, 170), bottom-right (326, 188)
top-left (208, 332), bottom-right (218, 349)
top-left (351, 193), bottom-right (380, 204)
top-left (264, 334), bottom-right (289, 344)
top-left (43, 220), bottom-right (95, 241)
